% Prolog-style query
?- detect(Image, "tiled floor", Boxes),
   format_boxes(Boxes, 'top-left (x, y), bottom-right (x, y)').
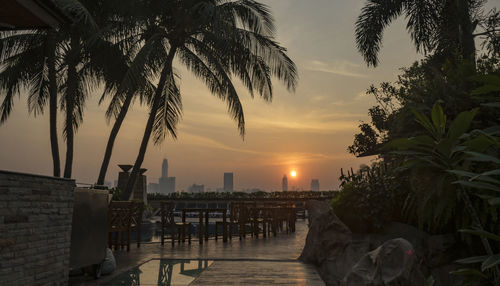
top-left (69, 220), bottom-right (325, 285)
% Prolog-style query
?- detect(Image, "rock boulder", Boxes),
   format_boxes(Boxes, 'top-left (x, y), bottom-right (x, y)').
top-left (341, 238), bottom-right (425, 286)
top-left (299, 200), bottom-right (352, 266)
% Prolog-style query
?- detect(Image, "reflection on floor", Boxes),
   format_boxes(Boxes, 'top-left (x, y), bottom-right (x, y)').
top-left (101, 259), bottom-right (213, 286)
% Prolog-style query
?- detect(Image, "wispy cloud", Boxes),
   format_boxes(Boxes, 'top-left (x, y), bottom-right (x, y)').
top-left (303, 60), bottom-right (366, 78)
top-left (178, 132), bottom-right (350, 166)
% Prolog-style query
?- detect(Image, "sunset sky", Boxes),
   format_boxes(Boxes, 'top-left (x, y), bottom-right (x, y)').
top-left (3, 0), bottom-right (477, 191)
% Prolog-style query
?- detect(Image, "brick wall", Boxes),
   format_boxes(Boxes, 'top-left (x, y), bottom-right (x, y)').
top-left (0, 170), bottom-right (75, 286)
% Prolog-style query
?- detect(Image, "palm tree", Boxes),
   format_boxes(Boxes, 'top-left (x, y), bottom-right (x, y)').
top-left (355, 0), bottom-right (482, 67)
top-left (56, 0), bottom-right (132, 178)
top-left (121, 0), bottom-right (298, 199)
top-left (0, 29), bottom-right (62, 177)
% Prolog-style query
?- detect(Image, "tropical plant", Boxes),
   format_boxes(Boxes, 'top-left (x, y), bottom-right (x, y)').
top-left (384, 101), bottom-right (499, 278)
top-left (354, 0), bottom-right (499, 67)
top-left (120, 0), bottom-right (298, 199)
top-left (331, 162), bottom-right (408, 232)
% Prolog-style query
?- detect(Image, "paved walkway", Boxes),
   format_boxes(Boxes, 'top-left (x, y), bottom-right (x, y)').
top-left (70, 220), bottom-right (324, 285)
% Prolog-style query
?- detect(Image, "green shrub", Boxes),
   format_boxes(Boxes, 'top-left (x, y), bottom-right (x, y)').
top-left (330, 162), bottom-right (409, 233)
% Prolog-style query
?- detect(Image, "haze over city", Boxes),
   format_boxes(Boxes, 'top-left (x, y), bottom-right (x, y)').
top-left (2, 0), bottom-right (459, 191)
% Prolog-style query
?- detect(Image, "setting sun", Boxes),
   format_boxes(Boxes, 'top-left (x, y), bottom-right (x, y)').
top-left (290, 170), bottom-right (297, 177)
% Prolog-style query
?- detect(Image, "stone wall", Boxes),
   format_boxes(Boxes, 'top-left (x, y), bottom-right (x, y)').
top-left (0, 170), bottom-right (75, 286)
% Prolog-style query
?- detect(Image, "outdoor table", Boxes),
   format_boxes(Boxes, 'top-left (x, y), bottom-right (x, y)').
top-left (182, 208), bottom-right (228, 243)
top-left (249, 206), bottom-right (281, 237)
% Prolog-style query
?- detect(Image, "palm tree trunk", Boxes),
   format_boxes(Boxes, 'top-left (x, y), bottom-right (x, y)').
top-left (64, 30), bottom-right (80, 179)
top-left (123, 46), bottom-right (177, 200)
top-left (47, 31), bottom-right (60, 177)
top-left (96, 92), bottom-right (134, 185)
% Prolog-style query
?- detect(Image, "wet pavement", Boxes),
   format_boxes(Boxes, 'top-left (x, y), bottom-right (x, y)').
top-left (69, 220), bottom-right (325, 285)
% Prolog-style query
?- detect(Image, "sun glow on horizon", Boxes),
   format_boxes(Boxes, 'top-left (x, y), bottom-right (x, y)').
top-left (290, 170), bottom-right (297, 177)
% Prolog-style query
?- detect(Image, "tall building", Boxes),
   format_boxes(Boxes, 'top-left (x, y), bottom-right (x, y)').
top-left (148, 183), bottom-right (159, 193)
top-left (311, 179), bottom-right (320, 191)
top-left (282, 174), bottom-right (288, 192)
top-left (162, 159), bottom-right (168, 178)
top-left (224, 172), bottom-right (234, 192)
top-left (166, 177), bottom-right (176, 193)
top-left (159, 158), bottom-right (176, 193)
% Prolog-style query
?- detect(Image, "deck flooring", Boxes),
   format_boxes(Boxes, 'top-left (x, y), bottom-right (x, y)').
top-left (69, 220), bottom-right (324, 285)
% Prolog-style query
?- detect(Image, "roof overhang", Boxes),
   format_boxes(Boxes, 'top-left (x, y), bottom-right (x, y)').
top-left (0, 0), bottom-right (70, 30)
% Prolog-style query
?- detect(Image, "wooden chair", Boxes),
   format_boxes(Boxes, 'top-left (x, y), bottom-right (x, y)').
top-left (160, 201), bottom-right (191, 245)
top-left (227, 202), bottom-right (251, 239)
top-left (108, 201), bottom-right (134, 251)
top-left (214, 207), bottom-right (228, 241)
top-left (131, 201), bottom-right (144, 247)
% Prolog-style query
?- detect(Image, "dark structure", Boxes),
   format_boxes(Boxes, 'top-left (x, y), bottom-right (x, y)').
top-left (282, 174), bottom-right (288, 192)
top-left (1, 0), bottom-right (70, 30)
top-left (223, 172), bottom-right (234, 192)
top-left (311, 179), bottom-right (320, 191)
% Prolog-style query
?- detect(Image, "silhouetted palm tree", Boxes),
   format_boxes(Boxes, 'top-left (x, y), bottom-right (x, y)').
top-left (0, 0), bottom-right (131, 179)
top-left (57, 0), bottom-right (133, 178)
top-left (121, 0), bottom-right (298, 199)
top-left (0, 30), bottom-right (62, 177)
top-left (355, 0), bottom-right (482, 67)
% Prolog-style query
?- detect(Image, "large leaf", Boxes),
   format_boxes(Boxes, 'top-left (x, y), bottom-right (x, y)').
top-left (455, 255), bottom-right (489, 264)
top-left (447, 170), bottom-right (477, 178)
top-left (450, 268), bottom-right (488, 279)
top-left (459, 229), bottom-right (500, 242)
top-left (488, 197), bottom-right (500, 206)
top-left (481, 254), bottom-right (500, 271)
top-left (382, 138), bottom-right (417, 151)
top-left (454, 180), bottom-right (500, 192)
top-left (431, 102), bottom-right (446, 135)
top-left (447, 109), bottom-right (478, 142)
top-left (410, 108), bottom-right (436, 136)
top-left (464, 151), bottom-right (500, 165)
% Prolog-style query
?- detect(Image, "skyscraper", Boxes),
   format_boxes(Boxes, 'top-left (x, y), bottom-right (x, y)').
top-left (159, 158), bottom-right (175, 193)
top-left (282, 174), bottom-right (288, 192)
top-left (224, 172), bottom-right (234, 192)
top-left (311, 179), bottom-right (320, 191)
top-left (162, 159), bottom-right (168, 178)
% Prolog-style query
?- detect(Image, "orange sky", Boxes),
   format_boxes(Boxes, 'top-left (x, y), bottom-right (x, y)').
top-left (1, 0), bottom-right (455, 191)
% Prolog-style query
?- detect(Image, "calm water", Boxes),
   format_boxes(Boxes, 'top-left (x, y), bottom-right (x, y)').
top-left (102, 259), bottom-right (213, 286)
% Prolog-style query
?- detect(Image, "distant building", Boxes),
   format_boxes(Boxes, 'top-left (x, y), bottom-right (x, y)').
top-left (159, 158), bottom-right (176, 193)
top-left (188, 184), bottom-right (205, 193)
top-left (311, 179), bottom-right (320, 191)
top-left (148, 183), bottom-right (159, 193)
top-left (224, 172), bottom-right (234, 192)
top-left (166, 177), bottom-right (176, 193)
top-left (282, 174), bottom-right (288, 192)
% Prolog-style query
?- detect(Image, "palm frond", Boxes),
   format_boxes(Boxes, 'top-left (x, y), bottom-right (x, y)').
top-left (355, 0), bottom-right (405, 67)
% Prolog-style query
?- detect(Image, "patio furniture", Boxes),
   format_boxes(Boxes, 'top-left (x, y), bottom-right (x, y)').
top-left (160, 201), bottom-right (191, 245)
top-left (182, 208), bottom-right (228, 243)
top-left (131, 201), bottom-right (144, 247)
top-left (108, 201), bottom-right (134, 251)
